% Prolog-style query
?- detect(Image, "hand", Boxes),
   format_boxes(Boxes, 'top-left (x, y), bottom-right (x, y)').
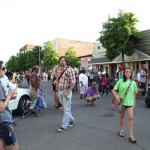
top-left (8, 89), bottom-right (17, 98)
top-left (64, 91), bottom-right (69, 98)
top-left (115, 97), bottom-right (121, 103)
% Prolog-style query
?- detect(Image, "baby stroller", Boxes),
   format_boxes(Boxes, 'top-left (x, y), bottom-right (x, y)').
top-left (21, 89), bottom-right (46, 118)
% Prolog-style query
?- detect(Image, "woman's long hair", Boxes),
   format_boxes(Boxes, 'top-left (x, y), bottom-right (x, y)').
top-left (123, 67), bottom-right (132, 82)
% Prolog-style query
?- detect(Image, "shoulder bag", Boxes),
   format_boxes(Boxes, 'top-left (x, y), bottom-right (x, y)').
top-left (117, 80), bottom-right (132, 112)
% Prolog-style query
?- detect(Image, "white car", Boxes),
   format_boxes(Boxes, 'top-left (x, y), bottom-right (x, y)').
top-left (8, 87), bottom-right (31, 115)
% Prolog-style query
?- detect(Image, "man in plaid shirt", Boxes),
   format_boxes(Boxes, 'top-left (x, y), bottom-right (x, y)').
top-left (55, 56), bottom-right (76, 132)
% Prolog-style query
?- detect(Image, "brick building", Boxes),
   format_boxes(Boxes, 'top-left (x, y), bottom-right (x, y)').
top-left (52, 38), bottom-right (93, 67)
top-left (19, 44), bottom-right (36, 53)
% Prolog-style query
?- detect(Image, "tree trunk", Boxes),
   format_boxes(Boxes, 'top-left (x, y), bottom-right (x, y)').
top-left (121, 51), bottom-right (125, 69)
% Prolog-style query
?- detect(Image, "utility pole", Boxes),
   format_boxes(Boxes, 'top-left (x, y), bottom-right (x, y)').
top-left (39, 45), bottom-right (41, 75)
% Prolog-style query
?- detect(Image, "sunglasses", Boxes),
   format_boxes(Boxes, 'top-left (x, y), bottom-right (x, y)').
top-left (0, 67), bottom-right (5, 71)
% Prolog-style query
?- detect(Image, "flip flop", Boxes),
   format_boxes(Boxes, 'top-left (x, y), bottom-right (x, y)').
top-left (129, 137), bottom-right (136, 143)
top-left (118, 131), bottom-right (125, 137)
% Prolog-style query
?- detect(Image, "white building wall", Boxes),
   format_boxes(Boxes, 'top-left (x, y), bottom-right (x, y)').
top-left (92, 42), bottom-right (106, 58)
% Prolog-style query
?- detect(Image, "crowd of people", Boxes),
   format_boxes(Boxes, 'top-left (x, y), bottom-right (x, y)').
top-left (1, 57), bottom-right (150, 149)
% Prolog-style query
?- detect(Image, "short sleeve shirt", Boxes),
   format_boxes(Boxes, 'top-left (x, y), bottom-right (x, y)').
top-left (140, 69), bottom-right (147, 83)
top-left (86, 87), bottom-right (97, 96)
top-left (79, 73), bottom-right (88, 86)
top-left (114, 79), bottom-right (138, 106)
top-left (56, 66), bottom-right (76, 89)
top-left (0, 83), bottom-right (13, 123)
top-left (31, 73), bottom-right (39, 88)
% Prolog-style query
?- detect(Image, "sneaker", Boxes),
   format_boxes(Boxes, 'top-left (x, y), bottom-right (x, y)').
top-left (68, 121), bottom-right (75, 127)
top-left (57, 127), bottom-right (65, 132)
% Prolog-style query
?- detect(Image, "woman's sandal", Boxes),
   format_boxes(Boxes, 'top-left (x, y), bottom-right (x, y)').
top-left (118, 131), bottom-right (125, 137)
top-left (129, 137), bottom-right (136, 143)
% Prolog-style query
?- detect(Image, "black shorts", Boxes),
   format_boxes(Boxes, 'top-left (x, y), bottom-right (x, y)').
top-left (122, 105), bottom-right (133, 108)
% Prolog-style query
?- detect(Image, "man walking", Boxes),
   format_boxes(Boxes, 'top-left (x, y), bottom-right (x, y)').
top-left (55, 56), bottom-right (76, 132)
top-left (30, 65), bottom-right (40, 99)
top-left (140, 66), bottom-right (147, 96)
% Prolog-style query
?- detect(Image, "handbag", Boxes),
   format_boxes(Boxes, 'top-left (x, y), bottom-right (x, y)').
top-left (117, 80), bottom-right (132, 112)
top-left (36, 97), bottom-right (44, 109)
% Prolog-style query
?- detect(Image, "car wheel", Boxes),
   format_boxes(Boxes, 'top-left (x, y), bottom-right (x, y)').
top-left (17, 96), bottom-right (31, 116)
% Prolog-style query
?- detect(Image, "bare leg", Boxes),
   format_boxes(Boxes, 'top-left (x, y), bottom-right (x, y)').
top-left (127, 107), bottom-right (134, 138)
top-left (119, 107), bottom-right (126, 133)
top-left (0, 140), bottom-right (7, 150)
top-left (8, 144), bottom-right (19, 150)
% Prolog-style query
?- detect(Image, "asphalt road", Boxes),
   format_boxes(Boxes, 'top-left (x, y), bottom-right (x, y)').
top-left (13, 81), bottom-right (150, 150)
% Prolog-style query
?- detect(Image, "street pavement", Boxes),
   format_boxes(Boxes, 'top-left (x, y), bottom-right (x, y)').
top-left (13, 81), bottom-right (150, 150)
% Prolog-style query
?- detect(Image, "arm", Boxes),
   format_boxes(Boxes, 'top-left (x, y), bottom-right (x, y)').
top-left (134, 92), bottom-right (136, 108)
top-left (112, 89), bottom-right (120, 103)
top-left (64, 68), bottom-right (75, 97)
top-left (112, 80), bottom-right (120, 103)
top-left (80, 81), bottom-right (83, 86)
top-left (133, 81), bottom-right (138, 107)
top-left (96, 86), bottom-right (99, 95)
top-left (67, 69), bottom-right (76, 92)
top-left (0, 89), bottom-right (17, 112)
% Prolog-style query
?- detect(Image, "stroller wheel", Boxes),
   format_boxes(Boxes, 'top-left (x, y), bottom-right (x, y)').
top-left (21, 115), bottom-right (25, 119)
top-left (36, 113), bottom-right (40, 117)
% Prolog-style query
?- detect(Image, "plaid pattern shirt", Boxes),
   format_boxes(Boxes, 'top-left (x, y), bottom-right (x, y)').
top-left (56, 66), bottom-right (75, 89)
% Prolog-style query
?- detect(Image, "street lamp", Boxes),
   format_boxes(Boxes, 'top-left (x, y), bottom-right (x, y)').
top-left (39, 45), bottom-right (41, 75)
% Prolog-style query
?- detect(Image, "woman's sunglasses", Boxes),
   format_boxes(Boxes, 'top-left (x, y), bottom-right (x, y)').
top-left (0, 67), bottom-right (5, 71)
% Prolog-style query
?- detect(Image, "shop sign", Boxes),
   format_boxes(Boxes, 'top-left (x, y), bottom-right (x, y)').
top-left (124, 52), bottom-right (138, 61)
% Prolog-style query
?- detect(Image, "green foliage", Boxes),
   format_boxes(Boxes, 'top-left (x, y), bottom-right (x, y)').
top-left (99, 10), bottom-right (141, 66)
top-left (6, 46), bottom-right (43, 72)
top-left (6, 56), bottom-right (18, 72)
top-left (42, 41), bottom-right (59, 70)
top-left (65, 47), bottom-right (81, 68)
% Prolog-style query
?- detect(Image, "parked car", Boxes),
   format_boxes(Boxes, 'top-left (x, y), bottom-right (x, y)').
top-left (8, 87), bottom-right (31, 115)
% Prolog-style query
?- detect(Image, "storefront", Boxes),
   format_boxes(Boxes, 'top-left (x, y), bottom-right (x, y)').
top-left (90, 49), bottom-right (150, 79)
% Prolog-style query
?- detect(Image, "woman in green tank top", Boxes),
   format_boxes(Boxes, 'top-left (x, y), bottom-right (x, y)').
top-left (112, 67), bottom-right (138, 143)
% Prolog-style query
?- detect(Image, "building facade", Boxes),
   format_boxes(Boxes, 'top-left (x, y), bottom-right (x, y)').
top-left (19, 39), bottom-right (93, 68)
top-left (52, 38), bottom-right (93, 67)
top-left (19, 44), bottom-right (36, 53)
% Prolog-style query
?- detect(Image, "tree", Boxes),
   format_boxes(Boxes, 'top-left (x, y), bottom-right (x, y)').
top-left (42, 41), bottom-right (59, 70)
top-left (99, 10), bottom-right (141, 68)
top-left (6, 56), bottom-right (18, 72)
top-left (6, 46), bottom-right (43, 72)
top-left (31, 46), bottom-right (43, 67)
top-left (65, 47), bottom-right (81, 68)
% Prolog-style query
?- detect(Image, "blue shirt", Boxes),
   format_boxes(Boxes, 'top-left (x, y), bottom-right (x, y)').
top-left (0, 83), bottom-right (13, 123)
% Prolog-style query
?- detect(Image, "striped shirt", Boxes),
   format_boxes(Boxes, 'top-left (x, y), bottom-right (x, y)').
top-left (56, 66), bottom-right (75, 89)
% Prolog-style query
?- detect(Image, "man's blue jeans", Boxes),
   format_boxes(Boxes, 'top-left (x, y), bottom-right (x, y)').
top-left (58, 89), bottom-right (75, 129)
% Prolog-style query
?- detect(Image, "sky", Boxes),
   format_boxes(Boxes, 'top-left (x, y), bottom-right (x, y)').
top-left (0, 0), bottom-right (150, 63)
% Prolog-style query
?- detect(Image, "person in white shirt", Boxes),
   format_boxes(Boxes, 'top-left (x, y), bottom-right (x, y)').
top-left (136, 70), bottom-right (141, 83)
top-left (19, 74), bottom-right (29, 88)
top-left (140, 67), bottom-right (147, 96)
top-left (79, 69), bottom-right (88, 99)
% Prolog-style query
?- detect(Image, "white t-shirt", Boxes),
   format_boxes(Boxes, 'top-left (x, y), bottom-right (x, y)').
top-left (140, 69), bottom-right (147, 83)
top-left (98, 71), bottom-right (102, 76)
top-left (137, 72), bottom-right (141, 82)
top-left (79, 73), bottom-right (88, 86)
